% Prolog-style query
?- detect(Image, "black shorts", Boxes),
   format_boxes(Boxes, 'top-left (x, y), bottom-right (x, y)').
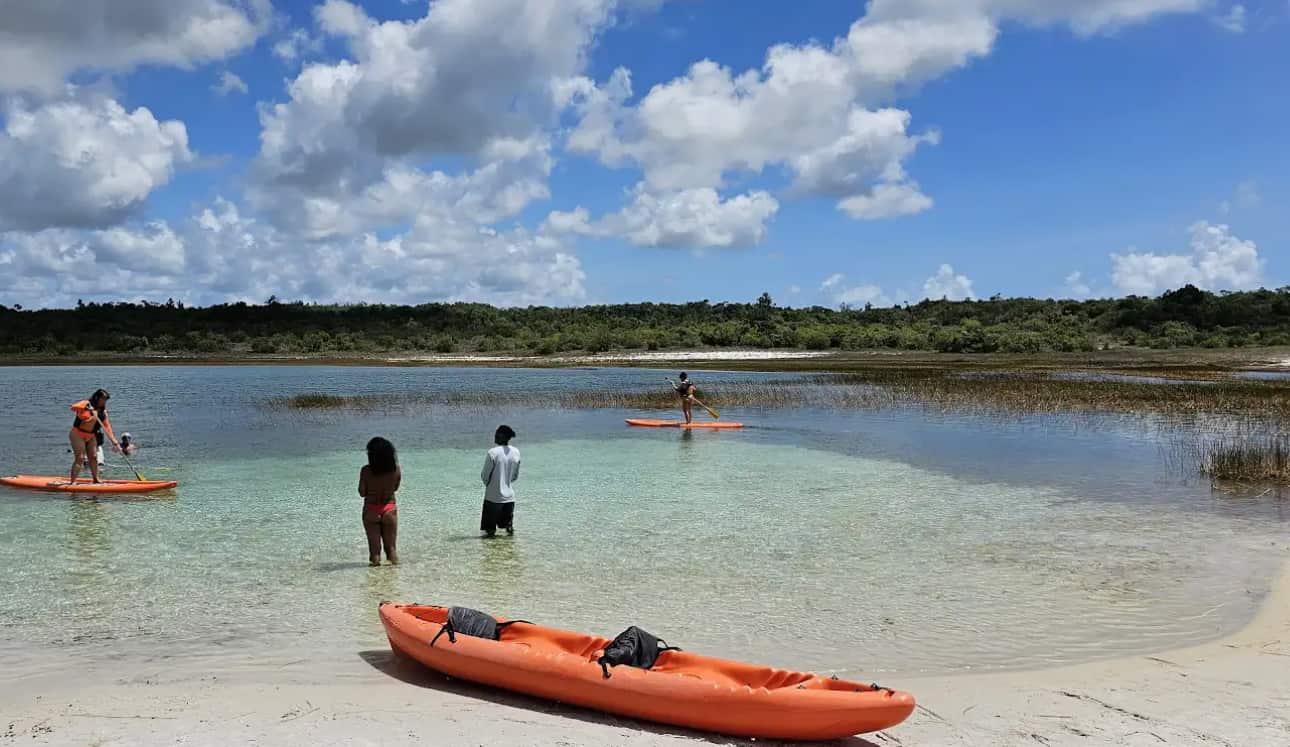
top-left (480, 501), bottom-right (514, 533)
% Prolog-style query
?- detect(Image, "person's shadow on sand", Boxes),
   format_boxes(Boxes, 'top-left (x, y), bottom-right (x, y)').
top-left (358, 649), bottom-right (882, 747)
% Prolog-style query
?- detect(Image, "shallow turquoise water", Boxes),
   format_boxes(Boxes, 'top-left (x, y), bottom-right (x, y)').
top-left (0, 366), bottom-right (1287, 677)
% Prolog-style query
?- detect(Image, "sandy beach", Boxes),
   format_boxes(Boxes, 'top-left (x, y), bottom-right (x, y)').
top-left (3, 550), bottom-right (1285, 747)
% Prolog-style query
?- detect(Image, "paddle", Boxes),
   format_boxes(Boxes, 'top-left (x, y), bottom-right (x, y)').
top-left (666, 377), bottom-right (720, 419)
top-left (116, 446), bottom-right (147, 481)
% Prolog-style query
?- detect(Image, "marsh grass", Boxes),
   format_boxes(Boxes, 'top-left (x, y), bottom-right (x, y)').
top-left (268, 369), bottom-right (1290, 421)
top-left (1199, 436), bottom-right (1290, 485)
top-left (286, 393), bottom-right (348, 408)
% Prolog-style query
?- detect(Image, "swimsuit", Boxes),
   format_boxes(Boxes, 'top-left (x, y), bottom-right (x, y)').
top-left (364, 499), bottom-right (397, 518)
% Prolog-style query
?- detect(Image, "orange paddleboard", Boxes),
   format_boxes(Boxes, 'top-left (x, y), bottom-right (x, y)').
top-left (0, 475), bottom-right (178, 494)
top-left (380, 602), bottom-right (914, 740)
top-left (625, 419), bottom-right (743, 429)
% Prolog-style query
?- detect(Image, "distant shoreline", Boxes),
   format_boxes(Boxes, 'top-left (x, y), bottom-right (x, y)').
top-left (3, 346), bottom-right (1290, 374)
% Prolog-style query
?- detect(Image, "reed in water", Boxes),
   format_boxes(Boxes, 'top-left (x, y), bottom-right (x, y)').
top-left (1199, 436), bottom-right (1290, 484)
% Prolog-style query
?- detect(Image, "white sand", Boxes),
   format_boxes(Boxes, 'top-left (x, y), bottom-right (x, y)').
top-left (3, 555), bottom-right (1287, 746)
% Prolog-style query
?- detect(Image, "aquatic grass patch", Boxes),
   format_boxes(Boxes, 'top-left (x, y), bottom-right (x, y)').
top-left (1199, 436), bottom-right (1290, 485)
top-left (286, 393), bottom-right (349, 409)
top-left (264, 369), bottom-right (1290, 421)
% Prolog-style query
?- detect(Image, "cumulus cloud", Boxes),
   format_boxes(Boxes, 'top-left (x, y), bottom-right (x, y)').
top-left (1219, 180), bottom-right (1261, 214)
top-left (821, 273), bottom-right (892, 308)
top-left (548, 186), bottom-right (778, 250)
top-left (1065, 271), bottom-right (1092, 298)
top-left (923, 264), bottom-right (975, 300)
top-left (1212, 4), bottom-right (1247, 32)
top-left (0, 0), bottom-right (270, 94)
top-left (0, 196), bottom-right (588, 309)
top-left (0, 92), bottom-right (193, 231)
top-left (253, 0), bottom-right (619, 228)
top-left (213, 71), bottom-right (249, 96)
top-left (565, 0), bottom-right (1199, 221)
top-left (272, 28), bottom-right (324, 64)
top-left (838, 179), bottom-right (935, 220)
top-left (1111, 221), bottom-right (1262, 296)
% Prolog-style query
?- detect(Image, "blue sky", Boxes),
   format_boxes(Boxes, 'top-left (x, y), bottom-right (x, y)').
top-left (0, 0), bottom-right (1284, 309)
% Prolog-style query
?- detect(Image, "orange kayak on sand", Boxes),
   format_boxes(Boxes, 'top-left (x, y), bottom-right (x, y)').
top-left (0, 475), bottom-right (178, 494)
top-left (625, 418), bottom-right (744, 429)
top-left (379, 602), bottom-right (915, 740)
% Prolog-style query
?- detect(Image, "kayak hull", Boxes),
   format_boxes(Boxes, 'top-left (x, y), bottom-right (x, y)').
top-left (0, 475), bottom-right (178, 494)
top-left (625, 419), bottom-right (744, 429)
top-left (380, 602), bottom-right (914, 740)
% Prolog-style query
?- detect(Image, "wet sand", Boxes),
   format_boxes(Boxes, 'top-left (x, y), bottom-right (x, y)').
top-left (3, 552), bottom-right (1286, 747)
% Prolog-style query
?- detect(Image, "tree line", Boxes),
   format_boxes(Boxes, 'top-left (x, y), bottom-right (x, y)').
top-left (2, 285), bottom-right (1288, 357)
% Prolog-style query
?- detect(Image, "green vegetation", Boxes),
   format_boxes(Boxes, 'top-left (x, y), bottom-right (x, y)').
top-left (3, 284), bottom-right (1290, 358)
top-left (1197, 436), bottom-right (1290, 486)
top-left (286, 393), bottom-right (348, 409)
top-left (272, 368), bottom-right (1290, 421)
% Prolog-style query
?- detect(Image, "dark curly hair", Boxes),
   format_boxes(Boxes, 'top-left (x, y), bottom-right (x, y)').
top-left (366, 436), bottom-right (398, 475)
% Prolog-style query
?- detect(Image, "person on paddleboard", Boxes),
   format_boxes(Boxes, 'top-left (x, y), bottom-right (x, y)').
top-left (359, 436), bottom-right (401, 566)
top-left (673, 372), bottom-right (697, 424)
top-left (69, 389), bottom-right (120, 484)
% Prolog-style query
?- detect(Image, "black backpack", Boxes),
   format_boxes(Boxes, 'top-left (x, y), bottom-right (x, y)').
top-left (598, 626), bottom-right (680, 679)
top-left (430, 607), bottom-right (530, 647)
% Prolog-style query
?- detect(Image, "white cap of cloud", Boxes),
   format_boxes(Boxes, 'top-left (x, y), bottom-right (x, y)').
top-left (0, 92), bottom-right (193, 232)
top-left (0, 0), bottom-right (269, 94)
top-left (923, 264), bottom-right (975, 300)
top-left (1111, 221), bottom-right (1262, 296)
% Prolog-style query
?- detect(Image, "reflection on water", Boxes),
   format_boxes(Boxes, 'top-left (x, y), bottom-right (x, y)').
top-left (0, 365), bottom-right (1287, 678)
top-left (479, 536), bottom-right (524, 597)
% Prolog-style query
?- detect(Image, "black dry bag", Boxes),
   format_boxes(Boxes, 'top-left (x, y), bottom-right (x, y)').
top-left (597, 626), bottom-right (680, 679)
top-left (430, 606), bottom-right (530, 647)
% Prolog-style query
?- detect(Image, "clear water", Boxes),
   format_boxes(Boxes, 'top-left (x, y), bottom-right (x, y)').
top-left (0, 366), bottom-right (1286, 679)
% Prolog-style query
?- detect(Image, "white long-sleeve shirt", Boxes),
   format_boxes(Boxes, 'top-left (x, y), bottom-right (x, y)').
top-left (481, 445), bottom-right (521, 503)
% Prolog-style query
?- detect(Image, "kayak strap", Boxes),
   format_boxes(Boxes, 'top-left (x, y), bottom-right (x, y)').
top-left (430, 618), bottom-right (531, 647)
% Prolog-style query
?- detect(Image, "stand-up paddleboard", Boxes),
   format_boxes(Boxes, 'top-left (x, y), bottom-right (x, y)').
top-left (625, 419), bottom-right (743, 429)
top-left (0, 475), bottom-right (178, 494)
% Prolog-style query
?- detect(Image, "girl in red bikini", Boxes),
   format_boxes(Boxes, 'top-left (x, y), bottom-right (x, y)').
top-left (359, 437), bottom-right (401, 566)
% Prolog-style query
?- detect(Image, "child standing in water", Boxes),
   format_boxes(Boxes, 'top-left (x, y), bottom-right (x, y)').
top-left (480, 425), bottom-right (520, 538)
top-left (359, 437), bottom-right (400, 566)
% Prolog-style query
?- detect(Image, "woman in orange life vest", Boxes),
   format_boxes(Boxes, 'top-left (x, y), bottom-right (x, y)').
top-left (69, 389), bottom-right (120, 484)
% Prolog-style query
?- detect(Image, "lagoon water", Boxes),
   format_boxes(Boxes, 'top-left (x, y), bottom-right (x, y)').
top-left (1, 365), bottom-right (1287, 679)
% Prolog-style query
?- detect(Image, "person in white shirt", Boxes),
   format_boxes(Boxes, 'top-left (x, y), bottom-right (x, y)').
top-left (480, 425), bottom-right (520, 538)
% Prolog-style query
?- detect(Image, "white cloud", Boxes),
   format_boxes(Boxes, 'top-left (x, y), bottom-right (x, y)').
top-left (821, 273), bottom-right (892, 307)
top-left (272, 28), bottom-right (323, 64)
top-left (837, 284), bottom-right (892, 307)
top-left (0, 196), bottom-right (587, 309)
top-left (544, 186), bottom-right (779, 250)
top-left (838, 179), bottom-right (934, 220)
top-left (1221, 179), bottom-right (1262, 214)
top-left (566, 0), bottom-right (1200, 222)
top-left (213, 71), bottom-right (249, 96)
top-left (923, 264), bottom-right (975, 300)
top-left (1111, 221), bottom-right (1262, 296)
top-left (0, 91), bottom-right (193, 231)
top-left (788, 284), bottom-right (802, 295)
top-left (251, 0), bottom-right (622, 238)
top-left (1213, 4), bottom-right (1247, 32)
top-left (1065, 271), bottom-right (1092, 298)
top-left (0, 0), bottom-right (270, 94)
top-left (601, 187), bottom-right (778, 249)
